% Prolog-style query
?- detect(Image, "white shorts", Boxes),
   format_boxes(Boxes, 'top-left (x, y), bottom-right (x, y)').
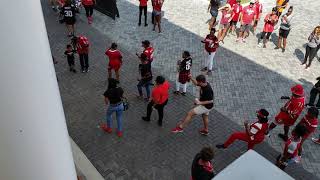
top-left (193, 105), bottom-right (212, 115)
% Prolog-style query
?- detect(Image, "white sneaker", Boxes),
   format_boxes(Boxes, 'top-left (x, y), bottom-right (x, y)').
top-left (257, 42), bottom-right (263, 48)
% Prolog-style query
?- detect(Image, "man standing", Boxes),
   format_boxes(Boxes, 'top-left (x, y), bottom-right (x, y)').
top-left (174, 51), bottom-right (192, 96)
top-left (236, 0), bottom-right (256, 42)
top-left (252, 0), bottom-right (263, 34)
top-left (267, 84), bottom-right (305, 141)
top-left (201, 28), bottom-right (219, 75)
top-left (76, 35), bottom-right (90, 73)
top-left (138, 0), bottom-right (148, 26)
top-left (306, 77), bottom-right (320, 108)
top-left (171, 75), bottom-right (214, 135)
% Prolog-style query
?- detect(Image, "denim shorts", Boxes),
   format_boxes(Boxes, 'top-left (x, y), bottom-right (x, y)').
top-left (153, 10), bottom-right (161, 16)
top-left (210, 10), bottom-right (218, 18)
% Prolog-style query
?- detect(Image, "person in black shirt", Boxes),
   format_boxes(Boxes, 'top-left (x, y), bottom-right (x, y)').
top-left (191, 146), bottom-right (215, 180)
top-left (60, 0), bottom-right (76, 36)
top-left (171, 75), bottom-right (214, 136)
top-left (137, 53), bottom-right (153, 100)
top-left (306, 77), bottom-right (320, 108)
top-left (100, 78), bottom-right (125, 137)
top-left (64, 44), bottom-right (77, 73)
top-left (174, 51), bottom-right (192, 96)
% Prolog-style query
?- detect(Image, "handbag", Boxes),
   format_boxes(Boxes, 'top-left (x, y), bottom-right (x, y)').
top-left (122, 97), bottom-right (129, 111)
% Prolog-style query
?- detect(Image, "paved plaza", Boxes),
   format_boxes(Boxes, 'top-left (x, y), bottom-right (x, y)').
top-left (42, 0), bottom-right (320, 179)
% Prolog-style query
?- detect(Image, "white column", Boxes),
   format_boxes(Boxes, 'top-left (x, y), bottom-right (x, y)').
top-left (0, 1), bottom-right (77, 180)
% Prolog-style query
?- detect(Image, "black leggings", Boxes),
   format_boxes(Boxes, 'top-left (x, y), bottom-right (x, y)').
top-left (139, 6), bottom-right (147, 24)
top-left (146, 99), bottom-right (168, 124)
top-left (260, 31), bottom-right (272, 40)
top-left (84, 5), bottom-right (94, 17)
top-left (304, 45), bottom-right (318, 66)
top-left (79, 53), bottom-right (89, 70)
top-left (308, 88), bottom-right (320, 107)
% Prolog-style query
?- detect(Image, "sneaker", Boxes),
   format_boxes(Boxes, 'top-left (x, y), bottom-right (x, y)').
top-left (85, 69), bottom-right (89, 73)
top-left (142, 117), bottom-right (150, 122)
top-left (171, 126), bottom-right (183, 133)
top-left (145, 23), bottom-right (148, 27)
top-left (100, 124), bottom-right (112, 133)
top-left (282, 48), bottom-right (285, 53)
top-left (199, 129), bottom-right (209, 136)
top-left (242, 38), bottom-right (246, 43)
top-left (137, 95), bottom-right (143, 99)
top-left (278, 133), bottom-right (288, 141)
top-left (81, 69), bottom-right (86, 73)
top-left (312, 137), bottom-right (320, 145)
top-left (181, 92), bottom-right (186, 96)
top-left (117, 131), bottom-right (123, 137)
top-left (173, 91), bottom-right (180, 95)
top-left (274, 46), bottom-right (280, 50)
top-left (201, 67), bottom-right (208, 72)
top-left (215, 144), bottom-right (225, 149)
top-left (138, 23), bottom-right (141, 26)
top-left (72, 69), bottom-right (77, 73)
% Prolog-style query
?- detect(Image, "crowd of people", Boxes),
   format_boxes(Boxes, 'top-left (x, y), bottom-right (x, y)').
top-left (50, 0), bottom-right (320, 179)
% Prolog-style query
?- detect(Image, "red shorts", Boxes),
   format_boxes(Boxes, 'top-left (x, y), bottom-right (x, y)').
top-left (108, 61), bottom-right (121, 71)
top-left (274, 111), bottom-right (297, 126)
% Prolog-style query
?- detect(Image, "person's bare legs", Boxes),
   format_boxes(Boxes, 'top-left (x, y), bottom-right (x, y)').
top-left (218, 29), bottom-right (223, 41)
top-left (277, 36), bottom-right (282, 48)
top-left (156, 15), bottom-right (161, 33)
top-left (209, 17), bottom-right (216, 30)
top-left (178, 109), bottom-right (196, 128)
top-left (220, 27), bottom-right (228, 42)
top-left (202, 114), bottom-right (209, 131)
top-left (283, 38), bottom-right (287, 49)
top-left (115, 70), bottom-right (120, 81)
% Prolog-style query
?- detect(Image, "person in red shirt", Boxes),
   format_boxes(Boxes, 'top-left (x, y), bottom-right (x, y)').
top-left (276, 125), bottom-right (307, 170)
top-left (82, 0), bottom-right (95, 24)
top-left (236, 1), bottom-right (256, 43)
top-left (152, 0), bottom-right (164, 33)
top-left (75, 35), bottom-right (90, 73)
top-left (252, 0), bottom-right (263, 33)
top-left (258, 8), bottom-right (278, 48)
top-left (105, 43), bottom-right (122, 81)
top-left (295, 107), bottom-right (318, 145)
top-left (229, 0), bottom-right (242, 36)
top-left (191, 147), bottom-right (215, 180)
top-left (142, 76), bottom-right (170, 126)
top-left (217, 4), bottom-right (233, 43)
top-left (201, 28), bottom-right (219, 75)
top-left (138, 0), bottom-right (148, 26)
top-left (137, 40), bottom-right (154, 64)
top-left (267, 84), bottom-right (305, 141)
top-left (216, 109), bottom-right (270, 150)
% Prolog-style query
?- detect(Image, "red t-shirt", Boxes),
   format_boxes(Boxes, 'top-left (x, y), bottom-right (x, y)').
top-left (140, 0), bottom-right (148, 6)
top-left (143, 47), bottom-right (154, 62)
top-left (82, 0), bottom-right (94, 6)
top-left (263, 13), bottom-right (278, 32)
top-left (254, 2), bottom-right (263, 19)
top-left (298, 115), bottom-right (318, 135)
top-left (220, 10), bottom-right (232, 24)
top-left (105, 49), bottom-right (122, 65)
top-left (227, 0), bottom-right (237, 7)
top-left (241, 6), bottom-right (256, 24)
top-left (204, 34), bottom-right (219, 53)
top-left (283, 96), bottom-right (305, 121)
top-left (152, 0), bottom-right (163, 11)
top-left (152, 81), bottom-right (170, 104)
top-left (77, 36), bottom-right (89, 54)
top-left (232, 3), bottom-right (242, 22)
top-left (249, 121), bottom-right (269, 142)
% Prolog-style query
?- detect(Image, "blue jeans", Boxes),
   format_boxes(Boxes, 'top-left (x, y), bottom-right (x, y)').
top-left (137, 80), bottom-right (151, 98)
top-left (106, 103), bottom-right (124, 132)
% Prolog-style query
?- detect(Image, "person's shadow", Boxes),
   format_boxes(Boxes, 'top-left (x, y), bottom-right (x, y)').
top-left (294, 48), bottom-right (305, 64)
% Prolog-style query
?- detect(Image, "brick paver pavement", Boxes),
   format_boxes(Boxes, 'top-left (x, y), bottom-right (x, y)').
top-left (42, 0), bottom-right (320, 179)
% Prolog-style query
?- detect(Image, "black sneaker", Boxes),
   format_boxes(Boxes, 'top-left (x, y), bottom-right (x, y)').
top-left (173, 91), bottom-right (180, 95)
top-left (145, 24), bottom-right (148, 27)
top-left (278, 133), bottom-right (288, 141)
top-left (282, 48), bottom-right (285, 53)
top-left (215, 144), bottom-right (225, 149)
top-left (181, 92), bottom-right (186, 96)
top-left (72, 69), bottom-right (77, 73)
top-left (274, 46), bottom-right (280, 50)
top-left (142, 117), bottom-right (150, 122)
top-left (157, 121), bottom-right (162, 127)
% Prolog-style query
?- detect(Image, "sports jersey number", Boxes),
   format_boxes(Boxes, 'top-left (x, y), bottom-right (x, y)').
top-left (185, 61), bottom-right (191, 70)
top-left (64, 10), bottom-right (73, 17)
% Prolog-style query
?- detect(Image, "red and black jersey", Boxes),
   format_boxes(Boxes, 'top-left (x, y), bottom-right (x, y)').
top-left (204, 35), bottom-right (219, 53)
top-left (61, 5), bottom-right (76, 21)
top-left (179, 57), bottom-right (192, 73)
top-left (143, 47), bottom-right (154, 62)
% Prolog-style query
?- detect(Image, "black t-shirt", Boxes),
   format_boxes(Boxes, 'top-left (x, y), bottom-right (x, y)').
top-left (61, 5), bottom-right (76, 21)
top-left (179, 57), bottom-right (192, 73)
top-left (191, 153), bottom-right (215, 180)
top-left (139, 63), bottom-right (153, 82)
top-left (103, 87), bottom-right (124, 104)
top-left (64, 50), bottom-right (75, 61)
top-left (199, 83), bottom-right (214, 109)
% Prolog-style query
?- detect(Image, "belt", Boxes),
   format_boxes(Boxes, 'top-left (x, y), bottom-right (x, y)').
top-left (110, 102), bottom-right (122, 106)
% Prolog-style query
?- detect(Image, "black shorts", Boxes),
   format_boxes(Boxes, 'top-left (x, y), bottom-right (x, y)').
top-left (230, 20), bottom-right (238, 26)
top-left (260, 31), bottom-right (272, 40)
top-left (65, 18), bottom-right (76, 25)
top-left (279, 28), bottom-right (290, 38)
top-left (67, 58), bottom-right (75, 66)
